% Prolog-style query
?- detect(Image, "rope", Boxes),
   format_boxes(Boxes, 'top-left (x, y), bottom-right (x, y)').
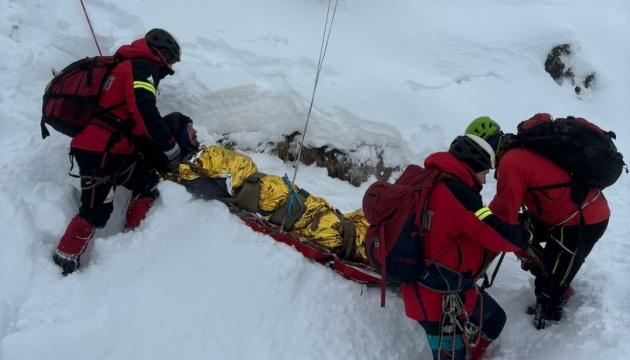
top-left (282, 174), bottom-right (304, 225)
top-left (437, 289), bottom-right (482, 359)
top-left (80, 0), bottom-right (103, 55)
top-left (281, 0), bottom-right (339, 230)
top-left (438, 294), bottom-right (463, 360)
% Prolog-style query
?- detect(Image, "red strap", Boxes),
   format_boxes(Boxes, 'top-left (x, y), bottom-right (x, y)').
top-left (379, 225), bottom-right (386, 307)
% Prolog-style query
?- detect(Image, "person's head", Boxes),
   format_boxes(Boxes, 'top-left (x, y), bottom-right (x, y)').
top-left (449, 134), bottom-right (496, 184)
top-left (495, 132), bottom-right (517, 165)
top-left (162, 112), bottom-right (199, 155)
top-left (145, 28), bottom-right (181, 73)
top-left (465, 116), bottom-right (503, 153)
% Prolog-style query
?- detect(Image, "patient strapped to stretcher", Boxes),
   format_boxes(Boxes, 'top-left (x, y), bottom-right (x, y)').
top-left (169, 145), bottom-right (369, 264)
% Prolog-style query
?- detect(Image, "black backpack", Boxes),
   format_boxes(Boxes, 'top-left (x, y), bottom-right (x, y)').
top-left (41, 56), bottom-right (127, 139)
top-left (513, 113), bottom-right (626, 204)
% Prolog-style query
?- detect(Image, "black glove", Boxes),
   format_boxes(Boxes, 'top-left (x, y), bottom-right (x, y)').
top-left (518, 211), bottom-right (534, 233)
top-left (519, 210), bottom-right (549, 243)
top-left (166, 157), bottom-right (182, 174)
top-left (161, 143), bottom-right (183, 175)
top-left (516, 242), bottom-right (545, 276)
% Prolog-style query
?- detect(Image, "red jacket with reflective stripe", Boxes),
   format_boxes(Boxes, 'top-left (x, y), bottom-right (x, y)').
top-left (71, 39), bottom-right (176, 155)
top-left (489, 148), bottom-right (610, 226)
top-left (401, 152), bottom-right (525, 322)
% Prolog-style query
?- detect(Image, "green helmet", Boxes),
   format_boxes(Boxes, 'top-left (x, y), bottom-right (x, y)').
top-left (465, 116), bottom-right (503, 151)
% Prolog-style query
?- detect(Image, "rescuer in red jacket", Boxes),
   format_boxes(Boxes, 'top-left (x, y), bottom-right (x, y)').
top-left (489, 134), bottom-right (610, 329)
top-left (403, 134), bottom-right (531, 360)
top-left (53, 29), bottom-right (184, 275)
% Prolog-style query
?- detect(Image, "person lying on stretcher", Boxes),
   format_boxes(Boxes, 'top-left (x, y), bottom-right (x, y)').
top-left (161, 112), bottom-right (369, 263)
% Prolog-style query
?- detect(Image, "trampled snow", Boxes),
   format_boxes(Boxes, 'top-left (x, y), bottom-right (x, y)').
top-left (0, 0), bottom-right (628, 359)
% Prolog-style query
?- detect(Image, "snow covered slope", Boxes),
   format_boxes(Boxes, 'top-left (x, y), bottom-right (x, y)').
top-left (0, 0), bottom-right (628, 359)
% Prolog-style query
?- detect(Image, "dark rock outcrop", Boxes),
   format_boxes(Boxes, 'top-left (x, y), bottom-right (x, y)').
top-left (219, 132), bottom-right (397, 186)
top-left (544, 44), bottom-right (596, 96)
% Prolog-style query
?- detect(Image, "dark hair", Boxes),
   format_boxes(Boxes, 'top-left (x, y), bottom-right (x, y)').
top-left (162, 112), bottom-right (198, 154)
top-left (162, 112), bottom-right (192, 135)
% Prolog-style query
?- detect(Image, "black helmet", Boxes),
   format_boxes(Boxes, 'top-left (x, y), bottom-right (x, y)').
top-left (449, 134), bottom-right (496, 172)
top-left (145, 28), bottom-right (181, 65)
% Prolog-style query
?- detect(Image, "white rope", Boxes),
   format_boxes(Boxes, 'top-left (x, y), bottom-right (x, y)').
top-left (288, 0), bottom-right (339, 187)
top-left (281, 0), bottom-right (339, 230)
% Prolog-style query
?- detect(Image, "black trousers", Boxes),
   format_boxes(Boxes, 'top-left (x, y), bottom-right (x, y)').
top-left (534, 219), bottom-right (608, 307)
top-left (72, 148), bottom-right (160, 228)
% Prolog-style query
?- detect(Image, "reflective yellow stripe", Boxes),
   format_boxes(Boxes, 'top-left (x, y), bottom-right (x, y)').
top-left (133, 81), bottom-right (156, 95)
top-left (474, 206), bottom-right (492, 220)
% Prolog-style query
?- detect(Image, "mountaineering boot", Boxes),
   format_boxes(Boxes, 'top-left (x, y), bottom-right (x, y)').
top-left (54, 215), bottom-right (95, 275)
top-left (124, 196), bottom-right (155, 231)
top-left (532, 294), bottom-right (563, 330)
top-left (526, 286), bottom-right (574, 315)
top-left (533, 302), bottom-right (562, 329)
top-left (470, 336), bottom-right (493, 360)
top-left (52, 251), bottom-right (81, 276)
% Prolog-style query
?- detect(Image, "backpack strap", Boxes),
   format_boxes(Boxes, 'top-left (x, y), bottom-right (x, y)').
top-left (480, 252), bottom-right (505, 289)
top-left (336, 211), bottom-right (357, 260)
top-left (88, 56), bottom-right (132, 139)
top-left (415, 172), bottom-right (452, 231)
top-left (553, 189), bottom-right (602, 227)
top-left (526, 181), bottom-right (572, 216)
top-left (223, 172), bottom-right (266, 214)
top-left (379, 225), bottom-right (387, 306)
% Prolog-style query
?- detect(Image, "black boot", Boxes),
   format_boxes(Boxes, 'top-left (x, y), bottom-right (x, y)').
top-left (532, 295), bottom-right (562, 329)
top-left (52, 251), bottom-right (81, 276)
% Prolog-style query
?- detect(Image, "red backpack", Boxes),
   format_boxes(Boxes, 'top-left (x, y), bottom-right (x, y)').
top-left (41, 56), bottom-right (128, 139)
top-left (362, 165), bottom-right (472, 306)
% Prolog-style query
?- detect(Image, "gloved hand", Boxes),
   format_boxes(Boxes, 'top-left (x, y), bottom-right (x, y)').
top-left (519, 210), bottom-right (549, 243)
top-left (162, 143), bottom-right (183, 175)
top-left (516, 242), bottom-right (545, 276)
top-left (518, 210), bottom-right (534, 234)
top-left (166, 157), bottom-right (182, 174)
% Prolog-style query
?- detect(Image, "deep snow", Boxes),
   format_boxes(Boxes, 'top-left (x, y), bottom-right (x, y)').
top-left (0, 0), bottom-right (628, 359)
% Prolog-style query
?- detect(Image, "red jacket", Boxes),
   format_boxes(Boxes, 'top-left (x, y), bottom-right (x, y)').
top-left (490, 148), bottom-right (610, 226)
top-left (71, 39), bottom-right (178, 157)
top-left (401, 152), bottom-right (528, 321)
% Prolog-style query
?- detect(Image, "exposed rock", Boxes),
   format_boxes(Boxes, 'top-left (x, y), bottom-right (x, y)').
top-left (583, 72), bottom-right (596, 89)
top-left (545, 44), bottom-right (572, 84)
top-left (219, 132), bottom-right (397, 186)
top-left (544, 44), bottom-right (597, 96)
